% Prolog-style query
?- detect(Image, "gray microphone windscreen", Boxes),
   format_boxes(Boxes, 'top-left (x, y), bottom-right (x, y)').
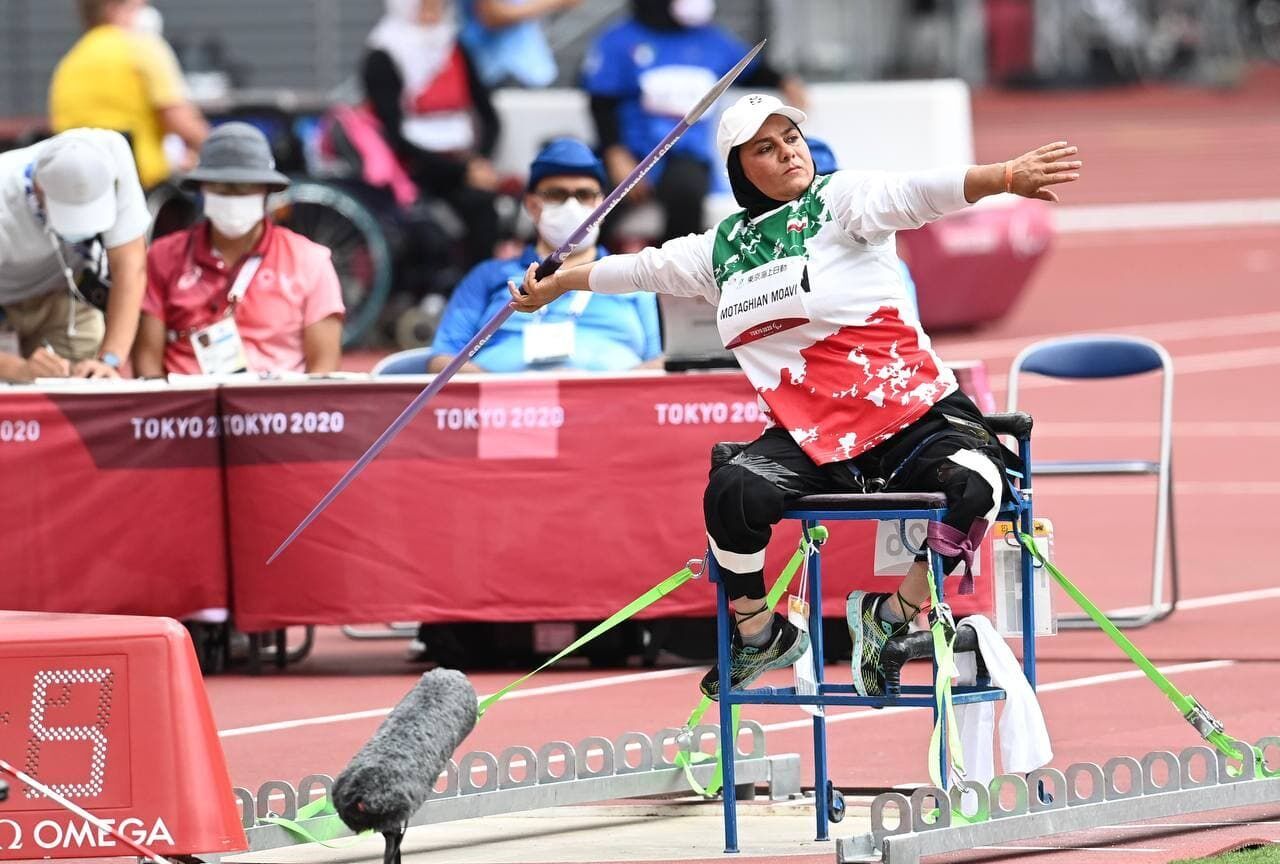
top-left (332, 668), bottom-right (478, 832)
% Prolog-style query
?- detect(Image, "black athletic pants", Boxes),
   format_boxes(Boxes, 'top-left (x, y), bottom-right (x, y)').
top-left (704, 391), bottom-right (1007, 601)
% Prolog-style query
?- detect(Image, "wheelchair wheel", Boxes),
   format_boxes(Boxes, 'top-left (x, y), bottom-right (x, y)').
top-left (827, 783), bottom-right (846, 823)
top-left (268, 181), bottom-right (392, 348)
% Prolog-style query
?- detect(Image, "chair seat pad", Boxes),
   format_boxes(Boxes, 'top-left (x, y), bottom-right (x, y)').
top-left (788, 492), bottom-right (947, 511)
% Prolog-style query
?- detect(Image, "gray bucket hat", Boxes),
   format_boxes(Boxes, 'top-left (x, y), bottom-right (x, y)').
top-left (180, 122), bottom-right (290, 191)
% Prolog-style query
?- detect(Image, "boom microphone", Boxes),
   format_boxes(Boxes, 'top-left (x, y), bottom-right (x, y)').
top-left (332, 669), bottom-right (478, 833)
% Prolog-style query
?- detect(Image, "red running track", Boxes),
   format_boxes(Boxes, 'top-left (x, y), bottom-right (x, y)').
top-left (210, 72), bottom-right (1280, 863)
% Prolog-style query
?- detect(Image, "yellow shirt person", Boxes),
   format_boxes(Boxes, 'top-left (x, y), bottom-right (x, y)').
top-left (50, 2), bottom-right (208, 190)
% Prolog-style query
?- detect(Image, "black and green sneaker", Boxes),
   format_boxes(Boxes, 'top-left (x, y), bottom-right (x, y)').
top-left (699, 612), bottom-right (809, 701)
top-left (846, 591), bottom-right (906, 697)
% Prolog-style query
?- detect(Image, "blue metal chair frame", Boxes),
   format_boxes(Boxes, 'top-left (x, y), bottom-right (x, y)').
top-left (1007, 334), bottom-right (1177, 628)
top-left (708, 417), bottom-right (1038, 853)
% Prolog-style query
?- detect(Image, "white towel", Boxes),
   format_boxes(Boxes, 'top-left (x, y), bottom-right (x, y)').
top-left (954, 614), bottom-right (1053, 783)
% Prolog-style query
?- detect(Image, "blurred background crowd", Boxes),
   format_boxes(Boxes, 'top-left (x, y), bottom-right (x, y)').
top-left (1, 0), bottom-right (1276, 376)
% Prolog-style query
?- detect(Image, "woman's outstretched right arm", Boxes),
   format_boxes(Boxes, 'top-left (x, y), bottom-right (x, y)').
top-left (512, 232), bottom-right (718, 313)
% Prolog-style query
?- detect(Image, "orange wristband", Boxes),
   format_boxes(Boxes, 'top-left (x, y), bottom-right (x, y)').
top-left (1004, 161), bottom-right (1014, 194)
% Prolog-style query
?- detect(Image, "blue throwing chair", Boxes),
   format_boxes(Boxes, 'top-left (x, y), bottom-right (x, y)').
top-left (709, 412), bottom-right (1039, 852)
top-left (1007, 334), bottom-right (1177, 628)
top-left (371, 346), bottom-right (433, 375)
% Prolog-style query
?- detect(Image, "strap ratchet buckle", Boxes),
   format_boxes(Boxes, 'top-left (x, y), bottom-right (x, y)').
top-left (1183, 696), bottom-right (1225, 739)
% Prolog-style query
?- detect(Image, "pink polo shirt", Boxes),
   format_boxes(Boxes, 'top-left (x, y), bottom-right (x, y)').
top-left (143, 220), bottom-right (345, 375)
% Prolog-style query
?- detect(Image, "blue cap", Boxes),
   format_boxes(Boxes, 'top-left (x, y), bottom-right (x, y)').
top-left (807, 137), bottom-right (839, 175)
top-left (527, 138), bottom-right (607, 191)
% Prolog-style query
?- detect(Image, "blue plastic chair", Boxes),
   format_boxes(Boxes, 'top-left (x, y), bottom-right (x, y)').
top-left (1007, 334), bottom-right (1177, 628)
top-left (371, 347), bottom-right (433, 375)
top-left (710, 413), bottom-right (1039, 852)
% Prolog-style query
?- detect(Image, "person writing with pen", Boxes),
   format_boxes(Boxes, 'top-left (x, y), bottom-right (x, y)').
top-left (0, 128), bottom-right (150, 383)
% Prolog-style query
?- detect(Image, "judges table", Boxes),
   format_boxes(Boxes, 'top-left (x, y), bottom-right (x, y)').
top-left (221, 372), bottom-right (886, 633)
top-left (0, 381), bottom-right (229, 619)
top-left (4, 371), bottom-right (996, 633)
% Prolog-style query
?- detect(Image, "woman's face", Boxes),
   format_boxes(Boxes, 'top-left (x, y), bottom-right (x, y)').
top-left (738, 114), bottom-right (814, 203)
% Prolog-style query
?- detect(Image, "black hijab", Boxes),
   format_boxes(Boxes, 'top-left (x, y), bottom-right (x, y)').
top-left (727, 121), bottom-right (810, 217)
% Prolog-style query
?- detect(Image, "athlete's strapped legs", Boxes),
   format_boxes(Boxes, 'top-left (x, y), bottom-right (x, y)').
top-left (848, 433), bottom-right (1004, 696)
top-left (704, 429), bottom-right (837, 618)
top-left (886, 441), bottom-right (1005, 620)
top-left (700, 428), bottom-right (846, 698)
top-left (700, 394), bottom-right (1007, 698)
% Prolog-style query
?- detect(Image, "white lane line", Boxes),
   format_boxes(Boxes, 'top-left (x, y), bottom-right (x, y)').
top-left (753, 660), bottom-right (1234, 734)
top-left (1107, 587), bottom-right (1280, 618)
top-left (981, 845), bottom-right (1164, 853)
top-left (474, 662), bottom-right (1237, 777)
top-left (988, 344), bottom-right (1280, 392)
top-left (218, 666), bottom-right (702, 738)
top-left (239, 660), bottom-right (1240, 794)
top-left (1105, 821), bottom-right (1280, 829)
top-left (937, 311), bottom-right (1280, 363)
top-left (1054, 198), bottom-right (1280, 234)
top-left (1032, 421), bottom-right (1280, 438)
top-left (1034, 480), bottom-right (1280, 496)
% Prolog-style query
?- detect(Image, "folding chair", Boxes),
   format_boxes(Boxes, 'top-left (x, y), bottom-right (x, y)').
top-left (1007, 334), bottom-right (1178, 628)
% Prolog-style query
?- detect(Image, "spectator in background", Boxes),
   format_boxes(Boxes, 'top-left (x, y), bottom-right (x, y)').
top-left (0, 129), bottom-right (149, 382)
top-left (459, 0), bottom-right (582, 88)
top-left (808, 136), bottom-right (920, 320)
top-left (133, 123), bottom-right (344, 377)
top-left (581, 0), bottom-right (805, 243)
top-left (426, 138), bottom-right (660, 374)
top-left (363, 0), bottom-right (502, 267)
top-left (50, 0), bottom-right (210, 190)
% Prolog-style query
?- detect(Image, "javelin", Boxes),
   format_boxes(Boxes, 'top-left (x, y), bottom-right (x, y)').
top-left (267, 39), bottom-right (766, 564)
top-left (0, 759), bottom-right (172, 864)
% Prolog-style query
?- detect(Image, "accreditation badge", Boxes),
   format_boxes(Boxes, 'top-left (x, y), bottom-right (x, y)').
top-left (523, 319), bottom-right (576, 366)
top-left (190, 317), bottom-right (249, 375)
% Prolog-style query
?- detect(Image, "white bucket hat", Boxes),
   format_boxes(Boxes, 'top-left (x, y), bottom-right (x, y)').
top-left (716, 93), bottom-right (807, 164)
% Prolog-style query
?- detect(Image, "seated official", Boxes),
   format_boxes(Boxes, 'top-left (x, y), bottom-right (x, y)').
top-left (426, 138), bottom-right (661, 374)
top-left (133, 123), bottom-right (345, 377)
top-left (0, 128), bottom-right (150, 382)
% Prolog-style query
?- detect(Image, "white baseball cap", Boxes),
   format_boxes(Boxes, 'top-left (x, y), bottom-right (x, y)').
top-left (716, 93), bottom-right (807, 164)
top-left (34, 135), bottom-right (118, 241)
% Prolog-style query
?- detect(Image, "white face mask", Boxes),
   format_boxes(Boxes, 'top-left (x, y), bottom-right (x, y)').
top-left (203, 192), bottom-right (265, 239)
top-left (536, 199), bottom-right (599, 252)
top-left (671, 0), bottom-right (715, 27)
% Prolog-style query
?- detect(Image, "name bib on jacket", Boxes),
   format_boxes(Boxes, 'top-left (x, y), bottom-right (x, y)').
top-left (717, 256), bottom-right (811, 349)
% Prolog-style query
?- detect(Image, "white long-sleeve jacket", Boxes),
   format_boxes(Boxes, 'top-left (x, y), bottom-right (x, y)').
top-left (590, 168), bottom-right (971, 464)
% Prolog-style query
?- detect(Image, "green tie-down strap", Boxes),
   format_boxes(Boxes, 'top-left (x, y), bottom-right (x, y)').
top-left (260, 794), bottom-right (373, 848)
top-left (676, 526), bottom-right (828, 797)
top-left (273, 556), bottom-right (711, 845)
top-left (477, 558), bottom-right (705, 718)
top-left (924, 569), bottom-right (965, 791)
top-left (1014, 532), bottom-right (1265, 775)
